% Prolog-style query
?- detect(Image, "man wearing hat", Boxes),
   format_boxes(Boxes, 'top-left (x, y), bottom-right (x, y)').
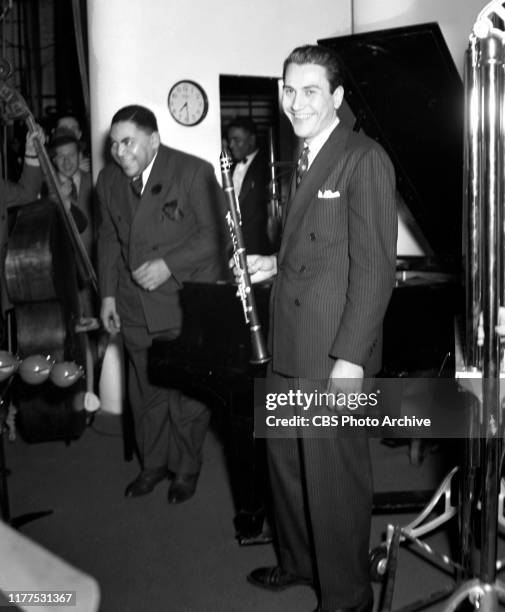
top-left (50, 128), bottom-right (94, 256)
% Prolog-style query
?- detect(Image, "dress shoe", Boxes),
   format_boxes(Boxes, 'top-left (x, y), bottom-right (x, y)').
top-left (312, 593), bottom-right (373, 612)
top-left (167, 473), bottom-right (199, 504)
top-left (124, 467), bottom-right (171, 497)
top-left (247, 566), bottom-right (312, 591)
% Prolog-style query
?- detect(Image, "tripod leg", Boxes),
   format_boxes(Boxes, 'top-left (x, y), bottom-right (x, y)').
top-left (0, 425), bottom-right (11, 522)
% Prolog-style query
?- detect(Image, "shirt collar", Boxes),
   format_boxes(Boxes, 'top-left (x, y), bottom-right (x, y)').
top-left (305, 116), bottom-right (340, 167)
top-left (140, 151), bottom-right (157, 193)
top-left (241, 148), bottom-right (259, 168)
top-left (59, 171), bottom-right (81, 191)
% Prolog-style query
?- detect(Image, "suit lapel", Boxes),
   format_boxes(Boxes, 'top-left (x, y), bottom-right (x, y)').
top-left (280, 125), bottom-right (350, 257)
top-left (111, 170), bottom-right (135, 222)
top-left (238, 152), bottom-right (261, 202)
top-left (131, 146), bottom-right (177, 229)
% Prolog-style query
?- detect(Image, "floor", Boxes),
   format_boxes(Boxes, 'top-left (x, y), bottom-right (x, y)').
top-left (0, 410), bottom-right (488, 612)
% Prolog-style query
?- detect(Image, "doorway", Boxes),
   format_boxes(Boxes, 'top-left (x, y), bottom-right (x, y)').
top-left (219, 74), bottom-right (296, 213)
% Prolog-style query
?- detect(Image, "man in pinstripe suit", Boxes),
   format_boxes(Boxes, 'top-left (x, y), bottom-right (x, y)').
top-left (245, 46), bottom-right (398, 611)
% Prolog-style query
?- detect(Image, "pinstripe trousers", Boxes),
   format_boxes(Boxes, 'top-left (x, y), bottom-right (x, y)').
top-left (266, 370), bottom-right (374, 609)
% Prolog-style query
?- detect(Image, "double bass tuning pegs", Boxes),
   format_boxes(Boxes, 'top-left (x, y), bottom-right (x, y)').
top-left (0, 350), bottom-right (84, 387)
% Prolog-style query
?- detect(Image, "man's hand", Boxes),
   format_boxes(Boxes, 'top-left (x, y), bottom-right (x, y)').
top-left (327, 358), bottom-right (364, 397)
top-left (229, 254), bottom-right (277, 284)
top-left (25, 124), bottom-right (45, 156)
top-left (132, 258), bottom-right (171, 291)
top-left (101, 296), bottom-right (121, 335)
top-left (79, 155), bottom-right (91, 173)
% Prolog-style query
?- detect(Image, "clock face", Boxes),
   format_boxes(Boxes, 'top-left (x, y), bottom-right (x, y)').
top-left (168, 80), bottom-right (208, 126)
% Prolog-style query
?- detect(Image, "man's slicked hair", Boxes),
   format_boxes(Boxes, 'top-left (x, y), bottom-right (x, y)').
top-left (282, 45), bottom-right (343, 93)
top-left (111, 105), bottom-right (158, 133)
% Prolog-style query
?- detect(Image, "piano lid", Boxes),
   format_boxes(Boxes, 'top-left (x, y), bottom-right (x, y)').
top-left (318, 23), bottom-right (463, 260)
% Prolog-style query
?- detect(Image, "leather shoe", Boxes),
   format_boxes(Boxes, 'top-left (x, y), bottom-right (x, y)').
top-left (247, 566), bottom-right (312, 591)
top-left (167, 473), bottom-right (199, 504)
top-left (312, 593), bottom-right (373, 612)
top-left (124, 467), bottom-right (171, 497)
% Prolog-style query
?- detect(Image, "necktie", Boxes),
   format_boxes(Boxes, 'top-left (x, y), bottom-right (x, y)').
top-left (69, 179), bottom-right (78, 202)
top-left (131, 176), bottom-right (143, 198)
top-left (296, 145), bottom-right (309, 187)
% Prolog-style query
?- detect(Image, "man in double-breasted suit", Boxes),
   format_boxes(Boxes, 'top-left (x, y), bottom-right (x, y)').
top-left (227, 117), bottom-right (272, 255)
top-left (245, 46), bottom-right (398, 611)
top-left (97, 105), bottom-right (227, 504)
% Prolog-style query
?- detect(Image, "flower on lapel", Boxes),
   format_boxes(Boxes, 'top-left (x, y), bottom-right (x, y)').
top-left (162, 200), bottom-right (184, 222)
top-left (151, 183), bottom-right (162, 195)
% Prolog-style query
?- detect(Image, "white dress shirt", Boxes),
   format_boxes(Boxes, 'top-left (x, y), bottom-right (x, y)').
top-left (305, 116), bottom-right (340, 169)
top-left (232, 148), bottom-right (259, 195)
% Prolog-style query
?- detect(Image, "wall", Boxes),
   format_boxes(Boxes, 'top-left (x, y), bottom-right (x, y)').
top-left (87, 0), bottom-right (350, 173)
top-left (87, 0), bottom-right (487, 254)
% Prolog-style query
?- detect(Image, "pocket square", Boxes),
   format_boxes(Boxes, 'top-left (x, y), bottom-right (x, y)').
top-left (318, 189), bottom-right (340, 199)
top-left (162, 200), bottom-right (184, 222)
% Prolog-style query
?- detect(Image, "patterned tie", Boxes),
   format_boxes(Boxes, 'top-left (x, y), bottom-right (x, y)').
top-left (131, 175), bottom-right (143, 198)
top-left (296, 145), bottom-right (309, 187)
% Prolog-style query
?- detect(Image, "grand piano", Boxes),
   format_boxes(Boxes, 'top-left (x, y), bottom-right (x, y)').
top-left (149, 22), bottom-right (463, 543)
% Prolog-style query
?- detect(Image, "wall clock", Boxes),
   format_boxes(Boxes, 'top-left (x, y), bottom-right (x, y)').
top-left (168, 80), bottom-right (208, 126)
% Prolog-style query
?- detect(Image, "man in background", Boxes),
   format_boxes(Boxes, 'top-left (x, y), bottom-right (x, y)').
top-left (55, 114), bottom-right (91, 173)
top-left (97, 104), bottom-right (227, 504)
top-left (50, 128), bottom-right (94, 256)
top-left (227, 117), bottom-right (272, 255)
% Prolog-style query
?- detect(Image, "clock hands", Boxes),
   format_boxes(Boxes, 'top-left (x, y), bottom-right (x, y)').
top-left (169, 81), bottom-right (208, 125)
top-left (179, 101), bottom-right (190, 122)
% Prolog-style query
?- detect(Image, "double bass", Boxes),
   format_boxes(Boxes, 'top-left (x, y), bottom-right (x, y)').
top-left (0, 61), bottom-right (99, 442)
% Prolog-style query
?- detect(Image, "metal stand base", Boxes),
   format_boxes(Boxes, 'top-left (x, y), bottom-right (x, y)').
top-left (443, 580), bottom-right (505, 612)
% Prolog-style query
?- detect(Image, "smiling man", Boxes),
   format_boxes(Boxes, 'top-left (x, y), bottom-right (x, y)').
top-left (226, 116), bottom-right (272, 254)
top-left (96, 105), bottom-right (227, 505)
top-left (50, 129), bottom-right (93, 256)
top-left (244, 46), bottom-right (398, 612)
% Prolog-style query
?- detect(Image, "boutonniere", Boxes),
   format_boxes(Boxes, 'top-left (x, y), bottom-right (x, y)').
top-left (162, 200), bottom-right (184, 222)
top-left (151, 184), bottom-right (162, 195)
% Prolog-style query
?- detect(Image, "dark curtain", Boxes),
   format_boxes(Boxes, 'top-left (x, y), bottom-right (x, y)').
top-left (54, 0), bottom-right (89, 129)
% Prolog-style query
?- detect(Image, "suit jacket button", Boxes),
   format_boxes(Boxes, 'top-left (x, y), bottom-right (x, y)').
top-left (294, 298), bottom-right (301, 306)
top-left (309, 232), bottom-right (316, 241)
top-left (299, 265), bottom-right (306, 273)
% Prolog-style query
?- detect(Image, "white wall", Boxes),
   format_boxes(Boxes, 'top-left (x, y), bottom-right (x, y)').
top-left (88, 0), bottom-right (350, 174)
top-left (87, 0), bottom-right (487, 255)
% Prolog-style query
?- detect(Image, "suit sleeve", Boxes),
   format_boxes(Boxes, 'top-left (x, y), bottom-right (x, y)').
top-left (239, 158), bottom-right (271, 255)
top-left (4, 164), bottom-right (43, 208)
top-left (329, 146), bottom-right (397, 366)
top-left (163, 162), bottom-right (228, 280)
top-left (96, 172), bottom-right (121, 299)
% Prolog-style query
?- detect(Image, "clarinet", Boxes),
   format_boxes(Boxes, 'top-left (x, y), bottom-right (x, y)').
top-left (220, 150), bottom-right (270, 365)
